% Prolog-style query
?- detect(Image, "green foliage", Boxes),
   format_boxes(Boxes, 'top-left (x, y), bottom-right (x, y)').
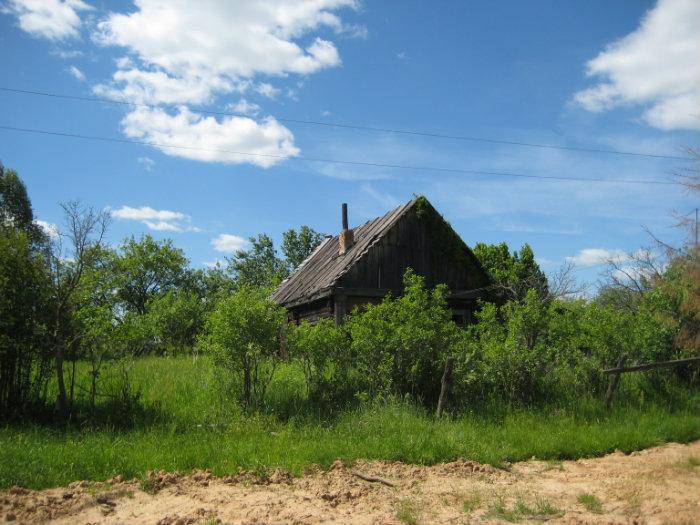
top-left (281, 225), bottom-right (324, 271)
top-left (473, 242), bottom-right (548, 302)
top-left (112, 235), bottom-right (189, 315)
top-left (345, 269), bottom-right (463, 402)
top-left (286, 319), bottom-right (353, 407)
top-left (228, 233), bottom-right (288, 289)
top-left (0, 227), bottom-right (51, 416)
top-left (147, 290), bottom-right (205, 356)
top-left (0, 163), bottom-right (43, 243)
top-left (201, 286), bottom-right (285, 409)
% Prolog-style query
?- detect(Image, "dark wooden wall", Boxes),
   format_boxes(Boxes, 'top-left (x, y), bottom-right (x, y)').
top-left (336, 203), bottom-right (489, 294)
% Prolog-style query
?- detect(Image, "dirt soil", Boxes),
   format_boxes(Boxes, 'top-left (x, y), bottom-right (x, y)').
top-left (2, 441), bottom-right (699, 525)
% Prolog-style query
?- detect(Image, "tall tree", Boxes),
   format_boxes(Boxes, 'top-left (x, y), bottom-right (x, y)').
top-left (228, 233), bottom-right (287, 288)
top-left (112, 235), bottom-right (189, 315)
top-left (281, 225), bottom-right (325, 271)
top-left (0, 163), bottom-right (43, 243)
top-left (47, 201), bottom-right (110, 420)
top-left (473, 242), bottom-right (549, 302)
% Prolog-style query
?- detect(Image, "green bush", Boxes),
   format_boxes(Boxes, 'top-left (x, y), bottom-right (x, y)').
top-left (200, 286), bottom-right (285, 410)
top-left (345, 269), bottom-right (463, 403)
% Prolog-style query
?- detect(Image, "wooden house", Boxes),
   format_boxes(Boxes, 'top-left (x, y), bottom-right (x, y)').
top-left (271, 197), bottom-right (491, 325)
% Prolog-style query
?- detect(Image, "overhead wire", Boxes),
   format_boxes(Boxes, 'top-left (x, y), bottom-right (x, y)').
top-left (0, 124), bottom-right (679, 186)
top-left (0, 86), bottom-right (691, 161)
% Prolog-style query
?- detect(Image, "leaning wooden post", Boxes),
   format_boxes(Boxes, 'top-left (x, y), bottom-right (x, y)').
top-left (604, 354), bottom-right (627, 409)
top-left (436, 356), bottom-right (454, 417)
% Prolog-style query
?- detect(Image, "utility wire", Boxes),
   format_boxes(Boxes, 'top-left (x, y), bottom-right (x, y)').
top-left (0, 86), bottom-right (690, 161)
top-left (0, 124), bottom-right (677, 186)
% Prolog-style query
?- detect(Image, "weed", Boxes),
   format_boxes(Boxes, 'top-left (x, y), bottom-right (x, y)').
top-left (686, 456), bottom-right (700, 467)
top-left (138, 474), bottom-right (156, 494)
top-left (488, 496), bottom-right (559, 522)
top-left (461, 491), bottom-right (482, 514)
top-left (577, 493), bottom-right (603, 513)
top-left (396, 498), bottom-right (420, 525)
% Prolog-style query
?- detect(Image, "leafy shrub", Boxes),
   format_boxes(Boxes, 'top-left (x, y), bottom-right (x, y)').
top-left (345, 269), bottom-right (463, 403)
top-left (286, 319), bottom-right (354, 407)
top-left (201, 286), bottom-right (285, 409)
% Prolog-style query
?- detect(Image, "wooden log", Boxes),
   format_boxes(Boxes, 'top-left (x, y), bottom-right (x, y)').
top-left (435, 356), bottom-right (454, 417)
top-left (602, 355), bottom-right (700, 374)
top-left (604, 354), bottom-right (626, 409)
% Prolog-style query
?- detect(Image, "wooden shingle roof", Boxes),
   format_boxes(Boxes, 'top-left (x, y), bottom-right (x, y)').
top-left (271, 199), bottom-right (416, 307)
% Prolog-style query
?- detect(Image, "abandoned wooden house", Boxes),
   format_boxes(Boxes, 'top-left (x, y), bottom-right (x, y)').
top-left (271, 197), bottom-right (491, 325)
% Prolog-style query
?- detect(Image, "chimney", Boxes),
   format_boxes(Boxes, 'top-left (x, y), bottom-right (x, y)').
top-left (339, 202), bottom-right (354, 255)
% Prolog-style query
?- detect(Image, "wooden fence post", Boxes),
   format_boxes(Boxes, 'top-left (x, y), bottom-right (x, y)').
top-left (604, 354), bottom-right (627, 409)
top-left (436, 356), bottom-right (454, 417)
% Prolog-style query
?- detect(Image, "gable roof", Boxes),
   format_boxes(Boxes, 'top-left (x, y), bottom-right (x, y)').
top-left (271, 199), bottom-right (416, 307)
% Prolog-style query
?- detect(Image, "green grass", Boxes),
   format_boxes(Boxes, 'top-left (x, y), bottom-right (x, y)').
top-left (488, 496), bottom-right (560, 522)
top-left (396, 498), bottom-right (420, 525)
top-left (1, 357), bottom-right (699, 490)
top-left (577, 493), bottom-right (604, 513)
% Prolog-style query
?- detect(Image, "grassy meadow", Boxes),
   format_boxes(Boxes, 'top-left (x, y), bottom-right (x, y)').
top-left (2, 356), bottom-right (699, 489)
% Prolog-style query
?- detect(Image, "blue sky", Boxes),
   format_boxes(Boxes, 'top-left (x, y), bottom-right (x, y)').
top-left (1, 0), bottom-right (698, 289)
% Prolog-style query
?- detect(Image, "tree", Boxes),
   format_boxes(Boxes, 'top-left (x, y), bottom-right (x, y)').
top-left (281, 225), bottom-right (325, 271)
top-left (201, 286), bottom-right (285, 409)
top-left (473, 242), bottom-right (549, 302)
top-left (0, 163), bottom-right (44, 244)
top-left (47, 201), bottom-right (110, 420)
top-left (228, 233), bottom-right (287, 289)
top-left (147, 290), bottom-right (205, 355)
top-left (0, 227), bottom-right (51, 417)
top-left (113, 235), bottom-right (189, 315)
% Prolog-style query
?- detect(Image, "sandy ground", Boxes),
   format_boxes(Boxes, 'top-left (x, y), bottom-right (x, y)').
top-left (2, 441), bottom-right (699, 524)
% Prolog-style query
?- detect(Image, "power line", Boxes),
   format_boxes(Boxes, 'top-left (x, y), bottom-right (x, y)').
top-left (0, 86), bottom-right (690, 161)
top-left (0, 124), bottom-right (678, 186)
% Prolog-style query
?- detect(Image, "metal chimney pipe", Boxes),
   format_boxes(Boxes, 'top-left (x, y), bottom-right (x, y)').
top-left (342, 203), bottom-right (348, 230)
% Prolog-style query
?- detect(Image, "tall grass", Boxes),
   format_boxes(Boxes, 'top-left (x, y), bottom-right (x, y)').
top-left (2, 357), bottom-right (699, 489)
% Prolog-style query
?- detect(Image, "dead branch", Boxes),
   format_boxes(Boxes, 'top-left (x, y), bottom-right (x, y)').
top-left (348, 470), bottom-right (396, 487)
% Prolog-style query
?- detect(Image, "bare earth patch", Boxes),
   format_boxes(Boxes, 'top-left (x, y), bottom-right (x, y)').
top-left (2, 441), bottom-right (699, 524)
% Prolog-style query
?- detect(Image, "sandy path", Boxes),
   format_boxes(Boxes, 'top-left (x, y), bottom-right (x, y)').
top-left (2, 441), bottom-right (699, 524)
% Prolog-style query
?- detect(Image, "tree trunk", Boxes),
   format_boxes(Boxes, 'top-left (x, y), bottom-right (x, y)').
top-left (54, 341), bottom-right (68, 420)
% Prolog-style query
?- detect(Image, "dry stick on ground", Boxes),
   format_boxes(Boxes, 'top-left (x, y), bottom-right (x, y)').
top-left (348, 470), bottom-right (396, 487)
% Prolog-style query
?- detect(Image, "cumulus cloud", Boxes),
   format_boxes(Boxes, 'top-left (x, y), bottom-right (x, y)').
top-left (34, 219), bottom-right (59, 239)
top-left (4, 0), bottom-right (92, 40)
top-left (574, 0), bottom-right (700, 130)
top-left (121, 107), bottom-right (299, 167)
top-left (212, 234), bottom-right (248, 253)
top-left (566, 248), bottom-right (629, 267)
top-left (66, 64), bottom-right (85, 81)
top-left (227, 99), bottom-right (261, 117)
top-left (89, 0), bottom-right (356, 166)
top-left (110, 205), bottom-right (201, 232)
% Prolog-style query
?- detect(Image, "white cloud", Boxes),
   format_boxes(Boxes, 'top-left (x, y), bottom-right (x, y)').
top-left (227, 99), bottom-right (261, 116)
top-left (110, 205), bottom-right (186, 222)
top-left (255, 82), bottom-right (281, 99)
top-left (121, 107), bottom-right (299, 167)
top-left (66, 65), bottom-right (85, 81)
top-left (110, 205), bottom-right (203, 232)
top-left (566, 248), bottom-right (629, 267)
top-left (90, 1), bottom-right (356, 167)
top-left (93, 68), bottom-right (233, 105)
top-left (212, 233), bottom-right (248, 253)
top-left (34, 219), bottom-right (59, 239)
top-left (137, 156), bottom-right (154, 171)
top-left (4, 0), bottom-right (92, 40)
top-left (93, 0), bottom-right (352, 101)
top-left (574, 0), bottom-right (700, 130)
